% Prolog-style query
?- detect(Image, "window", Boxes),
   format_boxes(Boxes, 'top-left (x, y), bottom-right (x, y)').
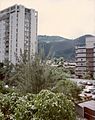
top-left (17, 6), bottom-right (19, 9)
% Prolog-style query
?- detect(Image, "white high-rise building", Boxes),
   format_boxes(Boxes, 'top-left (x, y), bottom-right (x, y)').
top-left (0, 4), bottom-right (38, 64)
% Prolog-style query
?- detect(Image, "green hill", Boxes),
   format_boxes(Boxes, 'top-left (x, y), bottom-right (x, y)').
top-left (38, 35), bottom-right (94, 61)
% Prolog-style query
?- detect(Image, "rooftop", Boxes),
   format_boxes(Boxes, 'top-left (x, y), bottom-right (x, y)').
top-left (79, 100), bottom-right (95, 111)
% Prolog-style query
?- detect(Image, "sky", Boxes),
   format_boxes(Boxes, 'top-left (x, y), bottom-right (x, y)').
top-left (0, 0), bottom-right (95, 38)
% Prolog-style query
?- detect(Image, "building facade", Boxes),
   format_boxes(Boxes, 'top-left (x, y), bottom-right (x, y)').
top-left (75, 36), bottom-right (95, 79)
top-left (0, 4), bottom-right (38, 64)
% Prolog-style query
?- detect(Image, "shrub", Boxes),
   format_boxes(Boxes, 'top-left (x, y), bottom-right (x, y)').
top-left (0, 90), bottom-right (76, 120)
top-left (52, 80), bottom-right (82, 102)
top-left (33, 90), bottom-right (76, 120)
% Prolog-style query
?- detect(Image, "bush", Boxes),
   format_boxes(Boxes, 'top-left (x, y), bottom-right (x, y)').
top-left (0, 81), bottom-right (12, 94)
top-left (0, 92), bottom-right (35, 120)
top-left (52, 80), bottom-right (82, 102)
top-left (34, 90), bottom-right (76, 120)
top-left (0, 90), bottom-right (76, 120)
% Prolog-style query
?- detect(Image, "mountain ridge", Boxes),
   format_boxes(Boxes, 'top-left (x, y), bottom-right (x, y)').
top-left (38, 34), bottom-right (95, 61)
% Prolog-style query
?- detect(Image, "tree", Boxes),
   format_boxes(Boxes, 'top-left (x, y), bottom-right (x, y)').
top-left (0, 63), bottom-right (4, 80)
top-left (0, 61), bottom-right (14, 84)
top-left (7, 50), bottom-right (71, 94)
top-left (83, 70), bottom-right (92, 79)
top-left (8, 55), bottom-right (54, 94)
top-left (52, 80), bottom-right (82, 102)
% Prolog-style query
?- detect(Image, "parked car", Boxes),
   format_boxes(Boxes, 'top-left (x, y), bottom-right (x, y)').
top-left (82, 81), bottom-right (87, 85)
top-left (86, 82), bottom-right (93, 86)
top-left (93, 82), bottom-right (95, 86)
top-left (92, 95), bottom-right (95, 100)
top-left (92, 90), bottom-right (95, 95)
top-left (88, 86), bottom-right (95, 92)
top-left (84, 89), bottom-right (91, 93)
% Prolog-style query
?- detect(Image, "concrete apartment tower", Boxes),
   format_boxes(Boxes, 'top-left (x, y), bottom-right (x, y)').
top-left (0, 5), bottom-right (38, 64)
top-left (75, 36), bottom-right (95, 79)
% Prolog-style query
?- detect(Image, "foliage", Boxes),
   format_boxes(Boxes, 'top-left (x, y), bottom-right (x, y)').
top-left (83, 70), bottom-right (93, 79)
top-left (0, 81), bottom-right (13, 94)
top-left (53, 80), bottom-right (82, 102)
top-left (0, 55), bottom-right (79, 119)
top-left (50, 66), bottom-right (70, 81)
top-left (33, 90), bottom-right (76, 120)
top-left (8, 56), bottom-right (55, 94)
top-left (7, 54), bottom-right (70, 94)
top-left (0, 90), bottom-right (76, 120)
top-left (0, 53), bottom-right (81, 103)
top-left (0, 63), bottom-right (4, 80)
top-left (0, 92), bottom-right (35, 120)
top-left (0, 61), bottom-right (14, 84)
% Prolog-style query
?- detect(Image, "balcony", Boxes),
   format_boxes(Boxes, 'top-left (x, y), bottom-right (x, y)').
top-left (76, 54), bottom-right (86, 58)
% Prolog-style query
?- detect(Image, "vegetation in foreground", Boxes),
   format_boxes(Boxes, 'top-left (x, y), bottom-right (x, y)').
top-left (0, 55), bottom-right (82, 120)
top-left (0, 90), bottom-right (76, 120)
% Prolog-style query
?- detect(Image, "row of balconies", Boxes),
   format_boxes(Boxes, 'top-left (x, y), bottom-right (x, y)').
top-left (76, 66), bottom-right (86, 71)
top-left (76, 53), bottom-right (86, 58)
top-left (76, 49), bottom-right (86, 54)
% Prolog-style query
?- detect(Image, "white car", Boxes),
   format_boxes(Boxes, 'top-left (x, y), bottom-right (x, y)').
top-left (82, 81), bottom-right (87, 85)
top-left (93, 82), bottom-right (95, 86)
top-left (86, 82), bottom-right (93, 86)
top-left (92, 90), bottom-right (95, 95)
top-left (85, 86), bottom-right (95, 92)
top-left (92, 95), bottom-right (95, 100)
top-left (83, 89), bottom-right (91, 93)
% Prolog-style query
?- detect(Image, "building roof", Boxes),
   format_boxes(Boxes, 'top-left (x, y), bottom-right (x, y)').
top-left (79, 100), bottom-right (95, 111)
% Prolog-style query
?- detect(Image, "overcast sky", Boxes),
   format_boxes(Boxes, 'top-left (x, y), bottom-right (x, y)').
top-left (0, 0), bottom-right (95, 38)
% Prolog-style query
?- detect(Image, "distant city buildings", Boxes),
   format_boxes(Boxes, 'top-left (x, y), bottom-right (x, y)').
top-left (0, 4), bottom-right (38, 64)
top-left (75, 36), bottom-right (95, 79)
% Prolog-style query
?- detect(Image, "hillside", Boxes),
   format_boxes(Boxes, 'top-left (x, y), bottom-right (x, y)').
top-left (38, 35), bottom-right (94, 61)
top-left (38, 35), bottom-right (66, 43)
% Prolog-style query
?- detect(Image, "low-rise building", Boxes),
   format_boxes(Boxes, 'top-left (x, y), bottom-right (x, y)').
top-left (76, 100), bottom-right (95, 119)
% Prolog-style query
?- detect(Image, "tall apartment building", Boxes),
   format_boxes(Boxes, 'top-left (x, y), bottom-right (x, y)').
top-left (0, 4), bottom-right (38, 64)
top-left (75, 36), bottom-right (95, 79)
